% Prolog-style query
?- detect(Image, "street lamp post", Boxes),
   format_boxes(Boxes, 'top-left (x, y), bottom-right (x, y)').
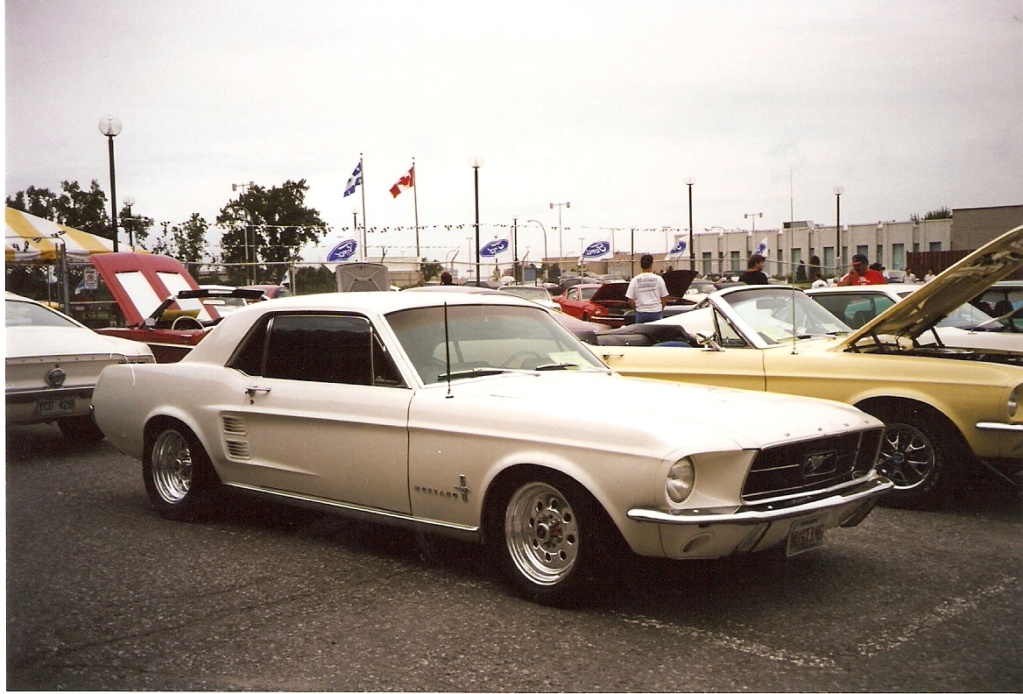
top-left (550, 201), bottom-right (570, 262)
top-left (123, 195), bottom-right (135, 250)
top-left (512, 216), bottom-right (519, 283)
top-left (744, 212), bottom-right (762, 261)
top-left (526, 219), bottom-right (548, 281)
top-left (685, 178), bottom-right (695, 271)
top-left (834, 186), bottom-right (844, 277)
top-left (472, 161), bottom-right (482, 284)
top-left (232, 181), bottom-right (255, 283)
top-left (98, 115), bottom-right (122, 252)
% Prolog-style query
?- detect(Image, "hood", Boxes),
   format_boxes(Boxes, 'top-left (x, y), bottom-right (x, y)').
top-left (838, 225), bottom-right (1023, 346)
top-left (590, 282), bottom-right (630, 303)
top-left (90, 252), bottom-right (217, 325)
top-left (335, 262), bottom-right (391, 292)
top-left (443, 371), bottom-right (879, 454)
top-left (662, 269), bottom-right (698, 297)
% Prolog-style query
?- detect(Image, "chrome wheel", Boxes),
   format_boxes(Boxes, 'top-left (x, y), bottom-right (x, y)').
top-left (504, 481), bottom-right (580, 586)
top-left (150, 429), bottom-right (194, 505)
top-left (876, 422), bottom-right (935, 490)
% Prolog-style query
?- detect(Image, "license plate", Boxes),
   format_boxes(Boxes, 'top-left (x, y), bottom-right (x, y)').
top-left (786, 514), bottom-right (826, 556)
top-left (36, 397), bottom-right (77, 416)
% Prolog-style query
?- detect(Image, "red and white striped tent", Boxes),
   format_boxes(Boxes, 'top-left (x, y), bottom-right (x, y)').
top-left (5, 206), bottom-right (115, 264)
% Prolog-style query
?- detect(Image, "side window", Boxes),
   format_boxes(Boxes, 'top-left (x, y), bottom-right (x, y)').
top-left (714, 309), bottom-right (749, 348)
top-left (229, 313), bottom-right (404, 387)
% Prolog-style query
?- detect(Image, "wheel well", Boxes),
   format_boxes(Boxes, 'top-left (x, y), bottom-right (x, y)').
top-left (481, 464), bottom-right (620, 549)
top-left (856, 396), bottom-right (969, 454)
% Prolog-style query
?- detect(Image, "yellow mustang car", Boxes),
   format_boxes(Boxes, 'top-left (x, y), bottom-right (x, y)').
top-left (594, 226), bottom-right (1023, 507)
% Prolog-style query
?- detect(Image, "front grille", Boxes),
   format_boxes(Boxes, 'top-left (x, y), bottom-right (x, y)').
top-left (742, 429), bottom-right (882, 505)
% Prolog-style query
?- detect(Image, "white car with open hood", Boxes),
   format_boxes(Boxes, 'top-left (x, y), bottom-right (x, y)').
top-left (92, 290), bottom-right (890, 604)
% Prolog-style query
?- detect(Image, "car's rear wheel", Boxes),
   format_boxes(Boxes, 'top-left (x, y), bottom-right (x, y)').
top-left (872, 411), bottom-right (952, 508)
top-left (143, 422), bottom-right (219, 521)
top-left (57, 414), bottom-right (105, 443)
top-left (489, 471), bottom-right (607, 605)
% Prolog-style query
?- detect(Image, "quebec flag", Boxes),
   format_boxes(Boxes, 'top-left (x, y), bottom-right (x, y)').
top-left (343, 162), bottom-right (363, 197)
top-left (665, 239), bottom-right (687, 261)
top-left (579, 240), bottom-right (612, 263)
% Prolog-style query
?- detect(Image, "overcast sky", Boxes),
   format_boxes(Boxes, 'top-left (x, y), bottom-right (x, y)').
top-left (5, 0), bottom-right (1022, 263)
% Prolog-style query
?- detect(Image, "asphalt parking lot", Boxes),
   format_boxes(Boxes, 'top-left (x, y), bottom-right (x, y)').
top-left (6, 422), bottom-right (1022, 692)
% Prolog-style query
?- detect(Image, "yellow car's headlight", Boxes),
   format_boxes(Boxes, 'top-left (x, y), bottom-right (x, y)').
top-left (1009, 384), bottom-right (1021, 418)
top-left (666, 457), bottom-right (695, 504)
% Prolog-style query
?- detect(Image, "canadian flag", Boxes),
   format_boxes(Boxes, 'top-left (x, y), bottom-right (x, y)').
top-left (390, 166), bottom-right (415, 198)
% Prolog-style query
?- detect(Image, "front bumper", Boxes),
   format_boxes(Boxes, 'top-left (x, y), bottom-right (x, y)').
top-left (627, 476), bottom-right (892, 559)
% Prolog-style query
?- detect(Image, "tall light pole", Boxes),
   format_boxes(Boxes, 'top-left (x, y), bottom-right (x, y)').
top-left (526, 219), bottom-right (548, 281)
top-left (550, 201), bottom-right (570, 262)
top-left (685, 178), bottom-right (695, 270)
top-left (834, 186), bottom-right (844, 277)
top-left (744, 212), bottom-right (762, 258)
top-left (123, 195), bottom-right (135, 250)
top-left (232, 181), bottom-right (255, 282)
top-left (99, 115), bottom-right (122, 252)
top-left (512, 216), bottom-right (519, 283)
top-left (472, 160), bottom-right (482, 284)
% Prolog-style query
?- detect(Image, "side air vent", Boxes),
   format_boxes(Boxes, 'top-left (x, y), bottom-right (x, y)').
top-left (225, 440), bottom-right (251, 460)
top-left (221, 416), bottom-right (247, 435)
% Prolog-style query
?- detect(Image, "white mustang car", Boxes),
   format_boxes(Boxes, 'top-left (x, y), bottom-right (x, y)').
top-left (93, 291), bottom-right (891, 604)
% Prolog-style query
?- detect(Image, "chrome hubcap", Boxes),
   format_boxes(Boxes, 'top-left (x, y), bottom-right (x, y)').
top-left (876, 424), bottom-right (933, 490)
top-left (151, 430), bottom-right (193, 504)
top-left (505, 482), bottom-right (579, 586)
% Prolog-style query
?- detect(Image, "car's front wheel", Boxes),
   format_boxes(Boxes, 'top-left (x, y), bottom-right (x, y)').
top-left (871, 409), bottom-right (952, 508)
top-left (143, 422), bottom-right (220, 521)
top-left (489, 471), bottom-right (607, 605)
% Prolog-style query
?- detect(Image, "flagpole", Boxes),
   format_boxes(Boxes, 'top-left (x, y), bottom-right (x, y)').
top-left (359, 153), bottom-right (367, 261)
top-left (412, 158), bottom-right (420, 260)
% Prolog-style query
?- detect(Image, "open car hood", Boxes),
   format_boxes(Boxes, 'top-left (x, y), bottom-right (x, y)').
top-left (838, 225), bottom-right (1023, 347)
top-left (90, 252), bottom-right (218, 325)
top-left (662, 269), bottom-right (698, 297)
top-left (590, 282), bottom-right (630, 302)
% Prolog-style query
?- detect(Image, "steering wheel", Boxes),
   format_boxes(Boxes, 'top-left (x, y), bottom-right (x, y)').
top-left (501, 350), bottom-right (545, 369)
top-left (171, 315), bottom-right (205, 330)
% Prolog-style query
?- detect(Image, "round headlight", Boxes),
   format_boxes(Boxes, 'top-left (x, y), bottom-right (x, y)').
top-left (666, 457), bottom-right (695, 504)
top-left (1009, 385), bottom-right (1021, 418)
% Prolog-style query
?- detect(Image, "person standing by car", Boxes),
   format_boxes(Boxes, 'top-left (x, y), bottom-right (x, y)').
top-left (440, 271), bottom-right (454, 285)
top-left (738, 254), bottom-right (769, 285)
top-left (811, 272), bottom-right (828, 288)
top-left (626, 254), bottom-right (669, 323)
top-left (838, 254), bottom-right (887, 286)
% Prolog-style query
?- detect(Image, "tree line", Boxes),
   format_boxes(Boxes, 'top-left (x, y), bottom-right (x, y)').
top-left (6, 178), bottom-right (332, 292)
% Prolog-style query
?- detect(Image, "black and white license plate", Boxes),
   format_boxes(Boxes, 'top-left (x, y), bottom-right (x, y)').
top-left (36, 397), bottom-right (77, 416)
top-left (786, 514), bottom-right (826, 556)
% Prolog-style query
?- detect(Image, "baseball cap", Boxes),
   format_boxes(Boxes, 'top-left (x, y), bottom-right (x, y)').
top-left (852, 254), bottom-right (868, 264)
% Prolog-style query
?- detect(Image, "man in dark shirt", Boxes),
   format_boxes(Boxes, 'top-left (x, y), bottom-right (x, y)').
top-left (738, 254), bottom-right (768, 285)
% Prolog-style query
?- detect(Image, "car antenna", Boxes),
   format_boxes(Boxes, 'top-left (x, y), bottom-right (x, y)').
top-left (444, 302), bottom-right (453, 399)
top-left (791, 285), bottom-right (798, 355)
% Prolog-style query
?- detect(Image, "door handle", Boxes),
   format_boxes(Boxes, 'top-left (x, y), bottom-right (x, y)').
top-left (245, 386), bottom-right (271, 396)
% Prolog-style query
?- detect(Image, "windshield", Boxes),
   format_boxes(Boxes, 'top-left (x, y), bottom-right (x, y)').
top-left (5, 299), bottom-right (81, 328)
top-left (387, 303), bottom-right (606, 383)
top-left (721, 287), bottom-right (851, 344)
top-left (500, 286), bottom-right (550, 301)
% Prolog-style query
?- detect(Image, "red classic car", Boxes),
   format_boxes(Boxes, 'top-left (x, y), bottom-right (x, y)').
top-left (553, 282), bottom-right (630, 326)
top-left (89, 253), bottom-right (262, 362)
